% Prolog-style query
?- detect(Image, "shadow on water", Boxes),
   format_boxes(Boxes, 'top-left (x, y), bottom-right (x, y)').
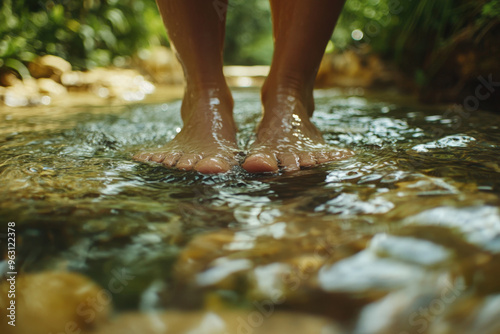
top-left (1, 88), bottom-right (500, 333)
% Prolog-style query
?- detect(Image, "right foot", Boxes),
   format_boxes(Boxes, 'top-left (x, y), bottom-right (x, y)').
top-left (242, 85), bottom-right (353, 173)
top-left (133, 87), bottom-right (239, 174)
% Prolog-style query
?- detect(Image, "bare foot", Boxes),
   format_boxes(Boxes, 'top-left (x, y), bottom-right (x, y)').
top-left (243, 88), bottom-right (353, 173)
top-left (134, 88), bottom-right (239, 174)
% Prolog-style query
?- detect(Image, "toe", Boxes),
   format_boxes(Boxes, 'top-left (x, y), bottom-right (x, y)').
top-left (150, 153), bottom-right (166, 163)
top-left (298, 152), bottom-right (316, 168)
top-left (242, 153), bottom-right (279, 173)
top-left (278, 153), bottom-right (300, 172)
top-left (133, 152), bottom-right (153, 162)
top-left (162, 153), bottom-right (182, 167)
top-left (195, 156), bottom-right (232, 174)
top-left (175, 154), bottom-right (201, 171)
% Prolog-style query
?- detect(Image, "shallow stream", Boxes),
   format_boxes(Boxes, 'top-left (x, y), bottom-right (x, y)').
top-left (1, 88), bottom-right (500, 334)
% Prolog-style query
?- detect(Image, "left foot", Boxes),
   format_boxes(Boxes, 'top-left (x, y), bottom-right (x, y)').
top-left (133, 87), bottom-right (239, 174)
top-left (243, 87), bottom-right (352, 173)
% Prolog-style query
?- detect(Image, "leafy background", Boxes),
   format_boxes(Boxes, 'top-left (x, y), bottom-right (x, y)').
top-left (1, 0), bottom-right (499, 87)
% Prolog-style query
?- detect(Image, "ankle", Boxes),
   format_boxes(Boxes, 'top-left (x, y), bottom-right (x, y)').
top-left (261, 76), bottom-right (314, 115)
top-left (186, 81), bottom-right (232, 102)
top-left (182, 83), bottom-right (234, 120)
top-left (261, 84), bottom-right (314, 121)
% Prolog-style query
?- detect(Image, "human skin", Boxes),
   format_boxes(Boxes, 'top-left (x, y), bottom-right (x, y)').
top-left (133, 0), bottom-right (352, 174)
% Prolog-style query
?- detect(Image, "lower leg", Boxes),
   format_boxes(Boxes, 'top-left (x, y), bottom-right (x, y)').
top-left (264, 0), bottom-right (345, 115)
top-left (243, 0), bottom-right (352, 173)
top-left (134, 0), bottom-right (238, 174)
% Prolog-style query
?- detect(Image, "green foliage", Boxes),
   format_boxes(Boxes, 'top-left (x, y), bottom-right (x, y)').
top-left (0, 0), bottom-right (497, 80)
top-left (0, 0), bottom-right (166, 70)
top-left (393, 0), bottom-right (499, 84)
top-left (333, 0), bottom-right (499, 86)
top-left (482, 0), bottom-right (500, 18)
top-left (224, 0), bottom-right (273, 65)
top-left (0, 0), bottom-right (271, 70)
top-left (332, 0), bottom-right (402, 53)
top-left (224, 0), bottom-right (498, 68)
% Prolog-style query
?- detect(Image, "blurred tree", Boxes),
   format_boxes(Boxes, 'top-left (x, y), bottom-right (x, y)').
top-left (1, 0), bottom-right (498, 105)
top-left (0, 0), bottom-right (167, 73)
top-left (0, 0), bottom-right (273, 73)
top-left (224, 0), bottom-right (273, 65)
top-left (333, 0), bottom-right (500, 87)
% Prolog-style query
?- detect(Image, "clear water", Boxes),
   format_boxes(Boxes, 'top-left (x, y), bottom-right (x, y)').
top-left (1, 88), bottom-right (500, 333)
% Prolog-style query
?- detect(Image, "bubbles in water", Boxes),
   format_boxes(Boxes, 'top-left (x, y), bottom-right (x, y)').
top-left (412, 134), bottom-right (476, 152)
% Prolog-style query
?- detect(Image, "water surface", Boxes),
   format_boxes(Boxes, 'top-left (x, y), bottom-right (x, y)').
top-left (1, 88), bottom-right (500, 334)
